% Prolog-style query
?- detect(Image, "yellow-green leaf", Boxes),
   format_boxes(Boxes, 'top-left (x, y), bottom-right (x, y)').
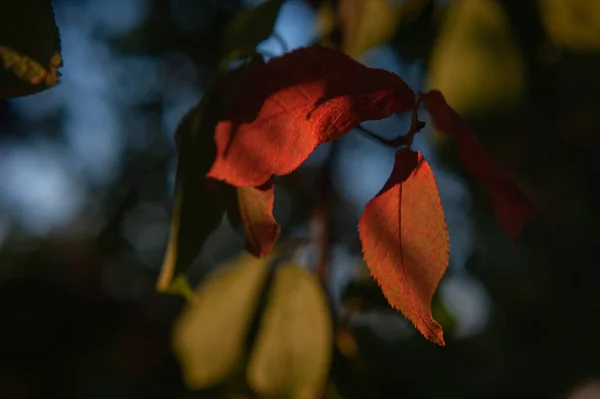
top-left (247, 263), bottom-right (333, 399)
top-left (339, 0), bottom-right (403, 58)
top-left (539, 0), bottom-right (600, 52)
top-left (427, 0), bottom-right (525, 116)
top-left (173, 252), bottom-right (271, 389)
top-left (0, 0), bottom-right (62, 98)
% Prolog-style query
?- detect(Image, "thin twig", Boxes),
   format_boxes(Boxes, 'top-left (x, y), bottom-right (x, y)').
top-left (355, 101), bottom-right (426, 148)
top-left (355, 125), bottom-right (398, 147)
top-left (313, 143), bottom-right (340, 283)
top-left (271, 31), bottom-right (289, 54)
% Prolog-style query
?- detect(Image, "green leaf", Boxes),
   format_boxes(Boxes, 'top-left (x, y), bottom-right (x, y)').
top-left (222, 0), bottom-right (284, 63)
top-left (539, 0), bottom-right (600, 52)
top-left (339, 0), bottom-right (404, 58)
top-left (173, 252), bottom-right (272, 389)
top-left (0, 0), bottom-right (62, 99)
top-left (427, 0), bottom-right (525, 116)
top-left (247, 262), bottom-right (333, 399)
top-left (157, 55), bottom-right (265, 294)
top-left (156, 105), bottom-right (224, 294)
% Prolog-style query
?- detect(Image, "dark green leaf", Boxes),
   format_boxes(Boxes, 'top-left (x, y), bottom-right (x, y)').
top-left (0, 0), bottom-right (62, 98)
top-left (222, 0), bottom-right (284, 62)
top-left (157, 55), bottom-right (265, 293)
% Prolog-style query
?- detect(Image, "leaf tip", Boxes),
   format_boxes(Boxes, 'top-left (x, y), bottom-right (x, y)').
top-left (244, 223), bottom-right (281, 258)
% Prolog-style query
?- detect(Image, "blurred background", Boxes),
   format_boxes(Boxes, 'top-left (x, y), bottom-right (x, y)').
top-left (1, 0), bottom-right (600, 397)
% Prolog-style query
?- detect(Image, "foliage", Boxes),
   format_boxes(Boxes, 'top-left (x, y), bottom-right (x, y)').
top-left (4, 0), bottom-right (600, 398)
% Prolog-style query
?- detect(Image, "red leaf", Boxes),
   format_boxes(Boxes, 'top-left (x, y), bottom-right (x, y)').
top-left (207, 46), bottom-right (415, 187)
top-left (358, 149), bottom-right (449, 346)
top-left (237, 177), bottom-right (280, 257)
top-left (420, 90), bottom-right (534, 241)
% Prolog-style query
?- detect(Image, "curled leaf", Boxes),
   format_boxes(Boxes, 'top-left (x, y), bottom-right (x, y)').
top-left (358, 148), bottom-right (449, 346)
top-left (207, 45), bottom-right (416, 187)
top-left (173, 253), bottom-right (271, 389)
top-left (234, 177), bottom-right (280, 258)
top-left (247, 262), bottom-right (333, 399)
top-left (420, 90), bottom-right (534, 241)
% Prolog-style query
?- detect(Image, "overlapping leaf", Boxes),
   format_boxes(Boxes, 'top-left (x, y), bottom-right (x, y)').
top-left (157, 107), bottom-right (224, 293)
top-left (358, 148), bottom-right (449, 346)
top-left (338, 0), bottom-right (404, 58)
top-left (247, 262), bottom-right (333, 398)
top-left (172, 252), bottom-right (271, 389)
top-left (207, 46), bottom-right (416, 187)
top-left (420, 90), bottom-right (534, 241)
top-left (222, 0), bottom-right (284, 63)
top-left (229, 177), bottom-right (280, 258)
top-left (157, 56), bottom-right (265, 293)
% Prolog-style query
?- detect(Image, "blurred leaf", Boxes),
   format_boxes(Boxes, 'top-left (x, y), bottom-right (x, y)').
top-left (316, 1), bottom-right (337, 47)
top-left (358, 148), bottom-right (449, 346)
top-left (392, 0), bottom-right (441, 62)
top-left (539, 0), bottom-right (600, 52)
top-left (421, 90), bottom-right (534, 241)
top-left (0, 0), bottom-right (62, 98)
top-left (157, 56), bottom-right (265, 294)
top-left (247, 263), bottom-right (333, 399)
top-left (338, 0), bottom-right (404, 58)
top-left (335, 329), bottom-right (359, 360)
top-left (430, 295), bottom-right (456, 334)
top-left (222, 0), bottom-right (284, 62)
top-left (427, 0), bottom-right (525, 116)
top-left (173, 252), bottom-right (271, 390)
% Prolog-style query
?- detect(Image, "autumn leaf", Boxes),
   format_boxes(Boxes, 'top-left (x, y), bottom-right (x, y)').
top-left (207, 46), bottom-right (416, 187)
top-left (173, 252), bottom-right (271, 389)
top-left (358, 148), bottom-right (449, 346)
top-left (228, 177), bottom-right (280, 258)
top-left (247, 262), bottom-right (333, 399)
top-left (420, 90), bottom-right (534, 241)
top-left (0, 0), bottom-right (62, 98)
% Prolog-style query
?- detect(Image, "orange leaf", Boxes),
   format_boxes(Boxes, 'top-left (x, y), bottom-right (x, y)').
top-left (420, 90), bottom-right (534, 241)
top-left (236, 177), bottom-right (280, 257)
top-left (207, 46), bottom-right (415, 187)
top-left (358, 148), bottom-right (449, 346)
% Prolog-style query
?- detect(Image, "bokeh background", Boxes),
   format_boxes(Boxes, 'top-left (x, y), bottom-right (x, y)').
top-left (1, 0), bottom-right (600, 398)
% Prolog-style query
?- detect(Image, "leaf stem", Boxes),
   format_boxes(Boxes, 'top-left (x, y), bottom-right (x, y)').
top-left (271, 31), bottom-right (289, 54)
top-left (313, 142), bottom-right (340, 284)
top-left (355, 125), bottom-right (398, 147)
top-left (355, 100), bottom-right (426, 149)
